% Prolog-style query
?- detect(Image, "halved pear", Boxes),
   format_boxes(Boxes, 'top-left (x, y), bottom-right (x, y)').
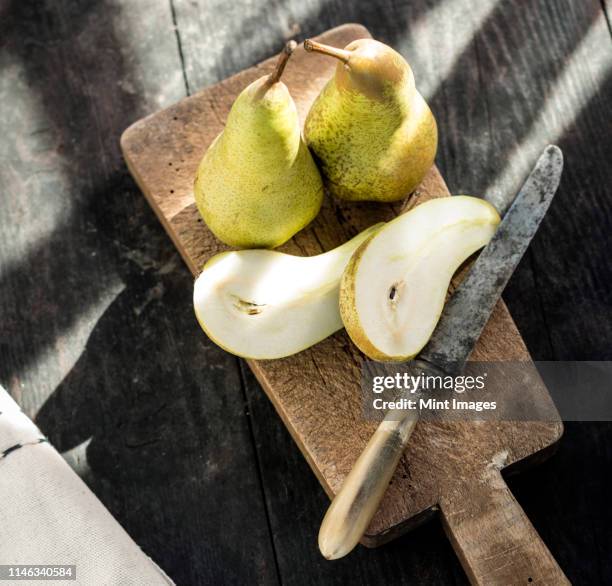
top-left (194, 224), bottom-right (383, 359)
top-left (340, 196), bottom-right (501, 361)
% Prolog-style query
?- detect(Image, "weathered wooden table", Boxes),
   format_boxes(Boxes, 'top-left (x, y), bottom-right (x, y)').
top-left (1, 1), bottom-right (610, 584)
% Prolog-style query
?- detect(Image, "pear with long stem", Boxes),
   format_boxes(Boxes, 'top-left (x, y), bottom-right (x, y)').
top-left (303, 38), bottom-right (437, 202)
top-left (195, 41), bottom-right (324, 248)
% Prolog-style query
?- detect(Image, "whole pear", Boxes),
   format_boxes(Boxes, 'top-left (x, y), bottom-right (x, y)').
top-left (303, 38), bottom-right (437, 202)
top-left (194, 42), bottom-right (324, 248)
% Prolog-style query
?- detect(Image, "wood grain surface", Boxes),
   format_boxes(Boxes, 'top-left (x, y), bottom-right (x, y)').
top-left (0, 2), bottom-right (280, 584)
top-left (122, 23), bottom-right (563, 569)
top-left (2, 1), bottom-right (610, 584)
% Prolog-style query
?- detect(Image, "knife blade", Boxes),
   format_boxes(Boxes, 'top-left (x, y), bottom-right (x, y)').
top-left (420, 144), bottom-right (563, 374)
top-left (317, 145), bottom-right (564, 560)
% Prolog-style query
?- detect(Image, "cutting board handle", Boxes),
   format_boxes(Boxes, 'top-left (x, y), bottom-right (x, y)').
top-left (440, 468), bottom-right (569, 585)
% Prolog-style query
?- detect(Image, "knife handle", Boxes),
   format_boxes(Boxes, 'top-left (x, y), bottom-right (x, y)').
top-left (441, 467), bottom-right (569, 585)
top-left (318, 409), bottom-right (418, 559)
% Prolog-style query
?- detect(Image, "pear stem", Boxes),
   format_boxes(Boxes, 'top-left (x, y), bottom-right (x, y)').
top-left (266, 40), bottom-right (297, 86)
top-left (303, 39), bottom-right (351, 64)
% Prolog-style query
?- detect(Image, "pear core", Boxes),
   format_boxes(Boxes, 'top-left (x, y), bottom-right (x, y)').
top-left (193, 224), bottom-right (383, 359)
top-left (340, 197), bottom-right (501, 361)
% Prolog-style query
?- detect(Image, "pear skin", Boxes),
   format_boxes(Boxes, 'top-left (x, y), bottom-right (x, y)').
top-left (195, 43), bottom-right (324, 248)
top-left (304, 38), bottom-right (437, 202)
top-left (338, 233), bottom-right (385, 359)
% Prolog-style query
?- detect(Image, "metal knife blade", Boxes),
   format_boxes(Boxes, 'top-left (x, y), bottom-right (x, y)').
top-left (317, 145), bottom-right (564, 560)
top-left (420, 144), bottom-right (564, 374)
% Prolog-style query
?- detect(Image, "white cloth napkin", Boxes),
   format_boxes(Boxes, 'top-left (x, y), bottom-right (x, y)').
top-left (0, 387), bottom-right (174, 585)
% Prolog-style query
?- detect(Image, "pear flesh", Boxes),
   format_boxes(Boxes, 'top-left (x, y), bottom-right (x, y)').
top-left (194, 43), bottom-right (324, 248)
top-left (340, 197), bottom-right (501, 361)
top-left (304, 39), bottom-right (437, 202)
top-left (194, 224), bottom-right (382, 359)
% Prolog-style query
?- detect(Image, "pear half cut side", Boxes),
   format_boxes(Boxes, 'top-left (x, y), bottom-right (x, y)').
top-left (340, 196), bottom-right (501, 362)
top-left (194, 223), bottom-right (383, 360)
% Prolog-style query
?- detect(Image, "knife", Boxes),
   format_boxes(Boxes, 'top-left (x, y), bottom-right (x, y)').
top-left (318, 145), bottom-right (564, 560)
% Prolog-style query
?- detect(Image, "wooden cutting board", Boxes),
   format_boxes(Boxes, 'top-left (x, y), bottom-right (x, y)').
top-left (121, 24), bottom-right (566, 585)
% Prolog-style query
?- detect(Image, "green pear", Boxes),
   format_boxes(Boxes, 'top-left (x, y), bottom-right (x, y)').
top-left (193, 223), bottom-right (383, 359)
top-left (303, 38), bottom-right (437, 202)
top-left (340, 197), bottom-right (500, 361)
top-left (194, 42), bottom-right (324, 248)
